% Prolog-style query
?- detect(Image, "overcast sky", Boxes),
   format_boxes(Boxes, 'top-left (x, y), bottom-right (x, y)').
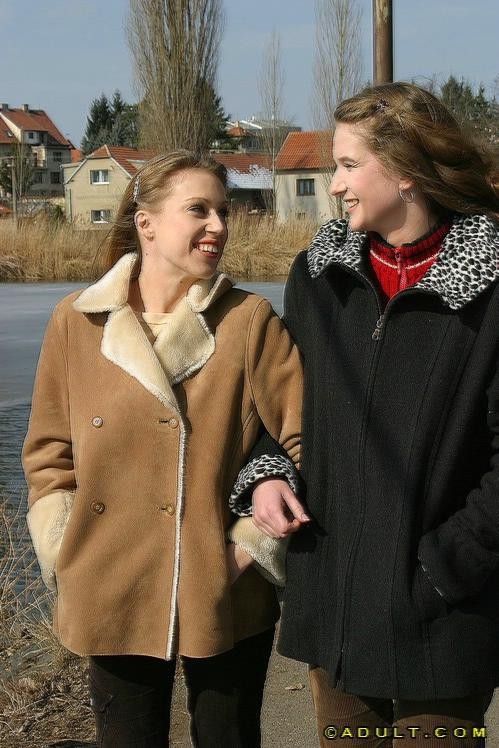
top-left (0, 0), bottom-right (497, 148)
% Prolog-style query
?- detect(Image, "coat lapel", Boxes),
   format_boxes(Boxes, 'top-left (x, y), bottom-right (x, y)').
top-left (152, 272), bottom-right (233, 385)
top-left (103, 304), bottom-right (179, 411)
top-left (73, 253), bottom-right (234, 411)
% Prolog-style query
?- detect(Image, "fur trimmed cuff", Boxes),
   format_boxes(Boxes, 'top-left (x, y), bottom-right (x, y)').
top-left (229, 454), bottom-right (300, 517)
top-left (26, 490), bottom-right (75, 591)
top-left (227, 517), bottom-right (289, 587)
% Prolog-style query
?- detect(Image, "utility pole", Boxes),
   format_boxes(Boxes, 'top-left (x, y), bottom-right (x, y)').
top-left (373, 0), bottom-right (393, 84)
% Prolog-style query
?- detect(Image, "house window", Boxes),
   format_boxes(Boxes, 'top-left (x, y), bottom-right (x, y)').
top-left (90, 169), bottom-right (109, 184)
top-left (296, 178), bottom-right (315, 196)
top-left (28, 131), bottom-right (35, 140)
top-left (91, 209), bottom-right (111, 223)
top-left (32, 171), bottom-right (44, 184)
top-left (53, 151), bottom-right (62, 162)
top-left (50, 172), bottom-right (61, 184)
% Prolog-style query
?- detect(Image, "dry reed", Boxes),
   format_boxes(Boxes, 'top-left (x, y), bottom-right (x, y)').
top-left (221, 212), bottom-right (318, 278)
top-left (0, 496), bottom-right (94, 747)
top-left (0, 212), bottom-right (318, 283)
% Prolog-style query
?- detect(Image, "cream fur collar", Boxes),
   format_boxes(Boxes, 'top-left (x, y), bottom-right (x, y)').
top-left (73, 253), bottom-right (234, 413)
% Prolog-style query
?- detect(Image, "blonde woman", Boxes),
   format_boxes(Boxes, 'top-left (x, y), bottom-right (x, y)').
top-left (23, 151), bottom-right (302, 747)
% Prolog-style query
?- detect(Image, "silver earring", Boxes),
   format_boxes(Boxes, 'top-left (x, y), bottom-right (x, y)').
top-left (398, 186), bottom-right (415, 203)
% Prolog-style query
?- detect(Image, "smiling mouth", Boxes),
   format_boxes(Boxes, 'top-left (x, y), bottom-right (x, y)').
top-left (195, 242), bottom-right (220, 257)
top-left (343, 199), bottom-right (359, 211)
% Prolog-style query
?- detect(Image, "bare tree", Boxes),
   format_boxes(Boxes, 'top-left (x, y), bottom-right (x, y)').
top-left (258, 30), bottom-right (285, 216)
top-left (0, 142), bottom-right (34, 201)
top-left (127, 0), bottom-right (225, 152)
top-left (313, 0), bottom-right (363, 129)
top-left (312, 0), bottom-right (363, 214)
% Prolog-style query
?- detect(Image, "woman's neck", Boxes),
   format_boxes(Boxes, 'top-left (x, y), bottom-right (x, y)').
top-left (128, 264), bottom-right (195, 314)
top-left (380, 202), bottom-right (439, 247)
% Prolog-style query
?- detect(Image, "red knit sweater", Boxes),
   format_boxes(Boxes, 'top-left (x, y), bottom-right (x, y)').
top-left (368, 220), bottom-right (452, 302)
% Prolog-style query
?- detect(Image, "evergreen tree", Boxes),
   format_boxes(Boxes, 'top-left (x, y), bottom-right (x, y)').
top-left (195, 80), bottom-right (230, 147)
top-left (81, 91), bottom-right (138, 153)
top-left (111, 90), bottom-right (127, 119)
top-left (110, 103), bottom-right (139, 148)
top-left (440, 75), bottom-right (498, 144)
top-left (81, 94), bottom-right (112, 153)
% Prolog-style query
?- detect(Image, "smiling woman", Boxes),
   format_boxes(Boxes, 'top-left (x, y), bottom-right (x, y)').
top-left (232, 81), bottom-right (499, 748)
top-left (21, 150), bottom-right (303, 747)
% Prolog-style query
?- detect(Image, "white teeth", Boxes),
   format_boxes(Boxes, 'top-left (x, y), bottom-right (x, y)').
top-left (198, 244), bottom-right (219, 254)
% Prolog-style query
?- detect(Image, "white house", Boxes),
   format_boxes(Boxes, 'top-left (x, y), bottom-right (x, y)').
top-left (275, 131), bottom-right (336, 222)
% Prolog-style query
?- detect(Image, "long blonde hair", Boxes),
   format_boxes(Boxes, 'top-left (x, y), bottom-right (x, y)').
top-left (96, 150), bottom-right (228, 272)
top-left (334, 82), bottom-right (499, 221)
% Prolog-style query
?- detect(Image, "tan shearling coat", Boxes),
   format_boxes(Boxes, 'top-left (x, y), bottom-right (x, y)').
top-left (22, 253), bottom-right (302, 660)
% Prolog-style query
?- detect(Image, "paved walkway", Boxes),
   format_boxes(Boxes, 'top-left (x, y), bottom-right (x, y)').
top-left (170, 637), bottom-right (499, 746)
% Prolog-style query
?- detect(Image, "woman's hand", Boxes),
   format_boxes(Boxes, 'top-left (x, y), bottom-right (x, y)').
top-left (226, 542), bottom-right (253, 585)
top-left (253, 479), bottom-right (310, 538)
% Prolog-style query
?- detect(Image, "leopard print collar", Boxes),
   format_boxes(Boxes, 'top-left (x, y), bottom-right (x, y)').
top-left (307, 214), bottom-right (499, 310)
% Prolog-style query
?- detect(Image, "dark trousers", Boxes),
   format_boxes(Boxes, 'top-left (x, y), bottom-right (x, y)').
top-left (309, 666), bottom-right (492, 747)
top-left (89, 627), bottom-right (274, 748)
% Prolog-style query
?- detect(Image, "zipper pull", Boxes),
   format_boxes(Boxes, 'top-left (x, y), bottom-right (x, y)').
top-left (372, 315), bottom-right (385, 340)
top-left (394, 249), bottom-right (402, 276)
top-left (395, 249), bottom-right (408, 290)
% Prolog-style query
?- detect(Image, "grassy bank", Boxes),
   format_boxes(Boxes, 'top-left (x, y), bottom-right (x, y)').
top-left (0, 213), bottom-right (318, 283)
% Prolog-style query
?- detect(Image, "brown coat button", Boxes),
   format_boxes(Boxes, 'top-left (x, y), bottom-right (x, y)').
top-left (91, 501), bottom-right (105, 514)
top-left (168, 418), bottom-right (179, 429)
top-left (159, 504), bottom-right (175, 514)
top-left (91, 416), bottom-right (103, 428)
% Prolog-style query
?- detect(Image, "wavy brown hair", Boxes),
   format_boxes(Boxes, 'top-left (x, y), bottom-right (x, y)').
top-left (96, 150), bottom-right (228, 272)
top-left (334, 82), bottom-right (499, 221)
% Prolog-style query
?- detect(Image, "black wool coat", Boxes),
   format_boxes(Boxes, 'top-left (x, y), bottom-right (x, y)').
top-left (240, 214), bottom-right (499, 700)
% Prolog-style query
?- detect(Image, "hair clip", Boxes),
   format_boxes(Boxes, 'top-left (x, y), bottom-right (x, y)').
top-left (133, 175), bottom-right (140, 203)
top-left (375, 99), bottom-right (389, 112)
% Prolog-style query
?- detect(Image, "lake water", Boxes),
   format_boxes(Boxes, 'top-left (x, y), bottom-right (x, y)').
top-left (0, 281), bottom-right (285, 496)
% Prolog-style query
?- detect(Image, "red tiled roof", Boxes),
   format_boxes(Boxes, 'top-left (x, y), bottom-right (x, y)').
top-left (0, 118), bottom-right (15, 144)
top-left (276, 131), bottom-right (333, 170)
top-left (84, 146), bottom-right (271, 177)
top-left (226, 126), bottom-right (250, 138)
top-left (71, 148), bottom-right (83, 163)
top-left (211, 152), bottom-right (271, 172)
top-left (0, 108), bottom-right (71, 146)
top-left (88, 145), bottom-right (157, 175)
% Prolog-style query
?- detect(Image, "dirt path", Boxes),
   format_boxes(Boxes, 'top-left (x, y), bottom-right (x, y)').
top-left (169, 641), bottom-right (316, 747)
top-left (170, 640), bottom-right (499, 747)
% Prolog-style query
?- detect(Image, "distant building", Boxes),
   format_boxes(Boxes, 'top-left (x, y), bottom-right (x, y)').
top-left (63, 146), bottom-right (272, 224)
top-left (275, 131), bottom-right (335, 222)
top-left (0, 103), bottom-right (72, 197)
top-left (211, 152), bottom-right (272, 211)
top-left (223, 118), bottom-right (301, 153)
top-left (62, 145), bottom-right (155, 224)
